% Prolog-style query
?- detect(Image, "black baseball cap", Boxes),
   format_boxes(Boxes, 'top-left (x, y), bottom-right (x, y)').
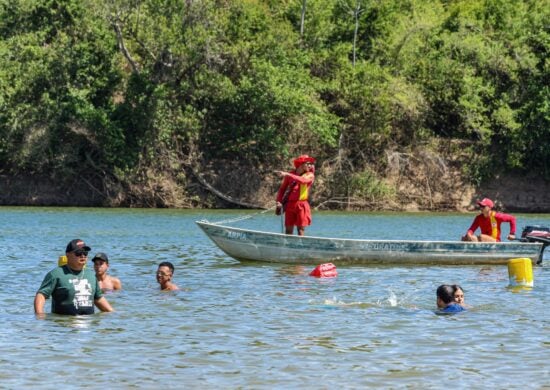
top-left (92, 252), bottom-right (109, 263)
top-left (65, 239), bottom-right (91, 253)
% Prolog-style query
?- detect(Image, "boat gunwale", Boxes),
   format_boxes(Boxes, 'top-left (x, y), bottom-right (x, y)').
top-left (195, 221), bottom-right (544, 248)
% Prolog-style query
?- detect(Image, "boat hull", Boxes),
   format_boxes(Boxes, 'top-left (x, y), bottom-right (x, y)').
top-left (196, 221), bottom-right (544, 265)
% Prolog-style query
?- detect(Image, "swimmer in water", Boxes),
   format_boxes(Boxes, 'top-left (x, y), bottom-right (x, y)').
top-left (436, 284), bottom-right (465, 313)
top-left (92, 253), bottom-right (122, 292)
top-left (452, 284), bottom-right (471, 309)
top-left (156, 261), bottom-right (179, 291)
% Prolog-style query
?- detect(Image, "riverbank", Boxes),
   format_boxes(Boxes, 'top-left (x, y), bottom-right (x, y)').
top-left (1, 169), bottom-right (548, 212)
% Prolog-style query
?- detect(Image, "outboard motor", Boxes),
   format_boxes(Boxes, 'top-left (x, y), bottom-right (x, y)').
top-left (521, 225), bottom-right (550, 242)
top-left (522, 225), bottom-right (550, 265)
top-left (520, 225), bottom-right (550, 264)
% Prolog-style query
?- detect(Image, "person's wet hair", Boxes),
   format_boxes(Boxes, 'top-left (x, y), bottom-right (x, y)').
top-left (436, 284), bottom-right (455, 304)
top-left (452, 284), bottom-right (464, 294)
top-left (158, 261), bottom-right (175, 274)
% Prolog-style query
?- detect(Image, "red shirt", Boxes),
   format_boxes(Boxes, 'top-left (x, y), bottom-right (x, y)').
top-left (466, 212), bottom-right (516, 242)
top-left (276, 171), bottom-right (314, 203)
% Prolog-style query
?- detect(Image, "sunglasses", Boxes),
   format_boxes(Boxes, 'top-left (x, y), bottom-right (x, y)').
top-left (156, 272), bottom-right (171, 277)
top-left (74, 251), bottom-right (89, 257)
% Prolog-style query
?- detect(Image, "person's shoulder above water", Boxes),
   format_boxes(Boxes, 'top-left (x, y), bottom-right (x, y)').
top-left (439, 303), bottom-right (465, 313)
top-left (156, 261), bottom-right (180, 291)
top-left (436, 284), bottom-right (466, 314)
top-left (92, 252), bottom-right (122, 291)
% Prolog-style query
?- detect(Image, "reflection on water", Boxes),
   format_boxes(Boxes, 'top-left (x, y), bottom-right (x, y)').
top-left (49, 314), bottom-right (100, 329)
top-left (0, 207), bottom-right (549, 388)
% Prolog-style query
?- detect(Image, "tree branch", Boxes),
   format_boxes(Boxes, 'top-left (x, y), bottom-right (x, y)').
top-left (111, 17), bottom-right (140, 74)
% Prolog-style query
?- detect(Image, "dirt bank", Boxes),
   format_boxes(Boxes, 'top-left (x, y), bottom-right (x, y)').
top-left (1, 167), bottom-right (548, 213)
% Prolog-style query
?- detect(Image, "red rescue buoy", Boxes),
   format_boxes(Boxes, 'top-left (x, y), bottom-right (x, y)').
top-left (309, 263), bottom-right (337, 278)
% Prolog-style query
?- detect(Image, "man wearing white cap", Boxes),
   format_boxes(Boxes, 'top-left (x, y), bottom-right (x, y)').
top-left (461, 198), bottom-right (516, 242)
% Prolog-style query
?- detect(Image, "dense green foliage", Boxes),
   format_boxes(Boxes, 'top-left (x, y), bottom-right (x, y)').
top-left (0, 0), bottom-right (548, 205)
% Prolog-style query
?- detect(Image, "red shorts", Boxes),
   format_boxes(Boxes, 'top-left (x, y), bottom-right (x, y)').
top-left (285, 201), bottom-right (311, 227)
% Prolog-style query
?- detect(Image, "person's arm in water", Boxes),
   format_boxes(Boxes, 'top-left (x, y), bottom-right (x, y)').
top-left (34, 292), bottom-right (46, 314)
top-left (94, 297), bottom-right (114, 312)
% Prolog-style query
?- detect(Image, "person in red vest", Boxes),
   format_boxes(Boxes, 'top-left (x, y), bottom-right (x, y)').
top-left (461, 198), bottom-right (516, 242)
top-left (275, 155), bottom-right (315, 236)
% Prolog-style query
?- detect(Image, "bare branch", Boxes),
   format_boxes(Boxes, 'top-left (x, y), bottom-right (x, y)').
top-left (300, 0), bottom-right (307, 37)
top-left (190, 169), bottom-right (264, 209)
top-left (111, 17), bottom-right (140, 74)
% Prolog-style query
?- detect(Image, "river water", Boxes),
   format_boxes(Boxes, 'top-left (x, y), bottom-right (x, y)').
top-left (1, 207), bottom-right (549, 389)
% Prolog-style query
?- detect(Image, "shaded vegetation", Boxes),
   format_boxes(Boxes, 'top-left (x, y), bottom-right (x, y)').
top-left (0, 0), bottom-right (548, 207)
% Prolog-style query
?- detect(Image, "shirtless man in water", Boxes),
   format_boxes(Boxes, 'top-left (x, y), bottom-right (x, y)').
top-left (92, 253), bottom-right (122, 291)
top-left (156, 261), bottom-right (179, 291)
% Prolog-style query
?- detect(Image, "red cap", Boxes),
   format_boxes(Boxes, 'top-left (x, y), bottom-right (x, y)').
top-left (477, 198), bottom-right (494, 208)
top-left (293, 155), bottom-right (316, 168)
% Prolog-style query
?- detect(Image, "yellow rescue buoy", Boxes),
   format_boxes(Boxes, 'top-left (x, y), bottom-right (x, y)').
top-left (58, 255), bottom-right (87, 268)
top-left (507, 258), bottom-right (533, 287)
top-left (58, 255), bottom-right (68, 266)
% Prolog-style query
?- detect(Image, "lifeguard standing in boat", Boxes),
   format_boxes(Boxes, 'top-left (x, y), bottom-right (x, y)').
top-left (275, 155), bottom-right (315, 236)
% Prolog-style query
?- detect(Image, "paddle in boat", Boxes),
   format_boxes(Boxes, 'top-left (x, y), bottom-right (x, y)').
top-left (196, 220), bottom-right (549, 266)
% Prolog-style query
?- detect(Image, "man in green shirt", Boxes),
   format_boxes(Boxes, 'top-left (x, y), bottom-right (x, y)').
top-left (34, 239), bottom-right (114, 316)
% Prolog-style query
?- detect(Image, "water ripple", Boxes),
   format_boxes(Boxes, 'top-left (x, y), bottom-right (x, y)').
top-left (0, 208), bottom-right (549, 388)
